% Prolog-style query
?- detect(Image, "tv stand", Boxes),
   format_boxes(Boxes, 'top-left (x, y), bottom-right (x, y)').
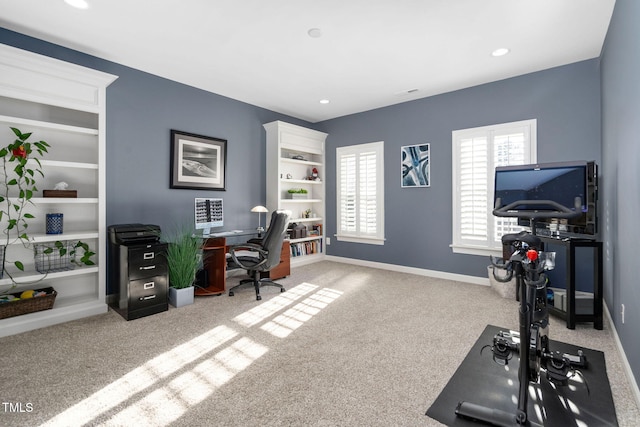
top-left (539, 236), bottom-right (603, 329)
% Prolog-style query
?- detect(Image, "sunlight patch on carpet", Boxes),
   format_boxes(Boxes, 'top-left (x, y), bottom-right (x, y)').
top-left (39, 325), bottom-right (238, 426)
top-left (101, 337), bottom-right (269, 426)
top-left (233, 282), bottom-right (318, 327)
top-left (41, 283), bottom-right (340, 426)
top-left (261, 288), bottom-right (343, 338)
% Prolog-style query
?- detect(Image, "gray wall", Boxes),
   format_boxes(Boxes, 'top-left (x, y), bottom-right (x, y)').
top-left (318, 60), bottom-right (602, 278)
top-left (601, 0), bottom-right (640, 387)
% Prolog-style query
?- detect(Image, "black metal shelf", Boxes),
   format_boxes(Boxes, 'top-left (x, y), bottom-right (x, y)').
top-left (540, 236), bottom-right (603, 329)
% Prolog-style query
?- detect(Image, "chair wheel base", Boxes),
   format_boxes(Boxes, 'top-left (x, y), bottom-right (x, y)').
top-left (256, 295), bottom-right (262, 301)
top-left (228, 291), bottom-right (234, 297)
top-left (280, 288), bottom-right (286, 293)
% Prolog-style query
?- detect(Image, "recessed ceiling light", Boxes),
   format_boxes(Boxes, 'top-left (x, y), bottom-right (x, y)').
top-left (64, 0), bottom-right (89, 9)
top-left (491, 48), bottom-right (510, 57)
top-left (319, 99), bottom-right (330, 104)
top-left (308, 28), bottom-right (323, 38)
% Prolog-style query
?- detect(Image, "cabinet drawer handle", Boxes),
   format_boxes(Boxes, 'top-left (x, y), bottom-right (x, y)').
top-left (139, 265), bottom-right (156, 271)
top-left (143, 252), bottom-right (155, 260)
top-left (140, 295), bottom-right (156, 301)
top-left (143, 282), bottom-right (155, 290)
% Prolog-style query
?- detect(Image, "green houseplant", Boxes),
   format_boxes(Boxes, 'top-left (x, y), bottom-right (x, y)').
top-left (165, 226), bottom-right (202, 307)
top-left (1, 127), bottom-right (49, 283)
top-left (287, 188), bottom-right (308, 199)
top-left (1, 127), bottom-right (95, 291)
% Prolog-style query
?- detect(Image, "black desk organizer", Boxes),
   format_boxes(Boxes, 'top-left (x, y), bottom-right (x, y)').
top-left (108, 224), bottom-right (169, 320)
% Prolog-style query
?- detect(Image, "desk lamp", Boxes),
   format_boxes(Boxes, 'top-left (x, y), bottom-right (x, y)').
top-left (251, 205), bottom-right (268, 233)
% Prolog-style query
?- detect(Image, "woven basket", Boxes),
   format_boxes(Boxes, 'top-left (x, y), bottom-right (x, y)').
top-left (0, 287), bottom-right (57, 319)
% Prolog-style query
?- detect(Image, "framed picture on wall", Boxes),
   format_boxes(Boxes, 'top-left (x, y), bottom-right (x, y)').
top-left (170, 130), bottom-right (227, 190)
top-left (401, 143), bottom-right (430, 188)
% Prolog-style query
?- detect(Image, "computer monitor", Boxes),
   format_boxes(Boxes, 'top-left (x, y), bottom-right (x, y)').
top-left (195, 198), bottom-right (223, 236)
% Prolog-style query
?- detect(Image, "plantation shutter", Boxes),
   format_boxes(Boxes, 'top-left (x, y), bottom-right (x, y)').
top-left (452, 120), bottom-right (536, 254)
top-left (359, 150), bottom-right (377, 235)
top-left (339, 153), bottom-right (357, 233)
top-left (336, 141), bottom-right (385, 244)
top-left (459, 136), bottom-right (488, 242)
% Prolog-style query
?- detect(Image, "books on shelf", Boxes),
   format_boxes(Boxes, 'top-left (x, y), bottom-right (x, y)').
top-left (291, 238), bottom-right (323, 257)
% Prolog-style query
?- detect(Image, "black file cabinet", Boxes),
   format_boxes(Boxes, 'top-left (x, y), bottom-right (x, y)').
top-left (108, 224), bottom-right (169, 320)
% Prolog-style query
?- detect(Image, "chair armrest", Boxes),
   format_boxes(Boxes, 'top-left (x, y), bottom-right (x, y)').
top-left (228, 243), bottom-right (268, 269)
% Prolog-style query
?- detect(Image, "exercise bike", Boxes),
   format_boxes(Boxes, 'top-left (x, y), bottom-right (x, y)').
top-left (455, 199), bottom-right (588, 427)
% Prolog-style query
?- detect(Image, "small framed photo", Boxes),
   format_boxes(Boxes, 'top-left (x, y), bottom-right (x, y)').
top-left (401, 143), bottom-right (430, 188)
top-left (170, 130), bottom-right (227, 190)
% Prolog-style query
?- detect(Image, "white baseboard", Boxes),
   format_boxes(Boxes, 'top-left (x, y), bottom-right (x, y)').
top-left (323, 255), bottom-right (490, 286)
top-left (321, 255), bottom-right (640, 410)
top-left (603, 303), bottom-right (640, 410)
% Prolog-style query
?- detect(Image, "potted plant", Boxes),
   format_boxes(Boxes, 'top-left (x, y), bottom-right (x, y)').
top-left (287, 188), bottom-right (308, 199)
top-left (1, 128), bottom-right (49, 279)
top-left (165, 226), bottom-right (201, 307)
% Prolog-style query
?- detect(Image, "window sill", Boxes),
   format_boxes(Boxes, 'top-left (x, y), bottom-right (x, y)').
top-left (336, 235), bottom-right (385, 245)
top-left (450, 243), bottom-right (502, 258)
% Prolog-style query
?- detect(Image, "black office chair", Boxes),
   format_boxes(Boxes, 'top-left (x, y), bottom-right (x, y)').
top-left (227, 210), bottom-right (290, 300)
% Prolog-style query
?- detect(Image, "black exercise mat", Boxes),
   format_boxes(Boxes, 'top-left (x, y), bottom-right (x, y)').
top-left (426, 324), bottom-right (618, 426)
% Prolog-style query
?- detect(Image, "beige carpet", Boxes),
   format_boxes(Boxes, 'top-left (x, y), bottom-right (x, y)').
top-left (1, 261), bottom-right (638, 426)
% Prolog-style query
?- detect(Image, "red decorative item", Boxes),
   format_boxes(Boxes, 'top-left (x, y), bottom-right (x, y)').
top-left (12, 145), bottom-right (26, 159)
top-left (526, 249), bottom-right (538, 262)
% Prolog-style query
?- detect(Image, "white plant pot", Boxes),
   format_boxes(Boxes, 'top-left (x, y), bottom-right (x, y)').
top-left (168, 286), bottom-right (194, 308)
top-left (288, 193), bottom-right (307, 199)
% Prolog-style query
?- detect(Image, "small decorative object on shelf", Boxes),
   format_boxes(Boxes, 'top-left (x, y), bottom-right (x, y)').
top-left (46, 213), bottom-right (64, 234)
top-left (43, 181), bottom-right (78, 198)
top-left (308, 167), bottom-right (320, 181)
top-left (287, 188), bottom-right (308, 199)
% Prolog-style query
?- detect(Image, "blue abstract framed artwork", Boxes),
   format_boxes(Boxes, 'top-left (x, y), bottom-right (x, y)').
top-left (401, 143), bottom-right (430, 188)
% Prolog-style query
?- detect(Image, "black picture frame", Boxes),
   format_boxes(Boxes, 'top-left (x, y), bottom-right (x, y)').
top-left (170, 130), bottom-right (227, 190)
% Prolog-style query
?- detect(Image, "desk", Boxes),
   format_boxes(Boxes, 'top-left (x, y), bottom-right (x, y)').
top-left (195, 231), bottom-right (290, 296)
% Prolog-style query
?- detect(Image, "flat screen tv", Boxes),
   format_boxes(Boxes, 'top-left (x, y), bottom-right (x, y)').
top-left (493, 161), bottom-right (597, 236)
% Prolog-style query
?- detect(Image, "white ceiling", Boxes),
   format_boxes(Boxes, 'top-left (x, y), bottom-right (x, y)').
top-left (0, 0), bottom-right (615, 123)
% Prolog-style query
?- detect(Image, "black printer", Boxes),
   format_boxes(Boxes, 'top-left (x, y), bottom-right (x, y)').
top-left (108, 223), bottom-right (161, 246)
top-left (108, 224), bottom-right (168, 320)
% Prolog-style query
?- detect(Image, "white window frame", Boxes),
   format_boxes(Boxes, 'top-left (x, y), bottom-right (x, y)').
top-left (451, 119), bottom-right (537, 256)
top-left (336, 141), bottom-right (385, 245)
